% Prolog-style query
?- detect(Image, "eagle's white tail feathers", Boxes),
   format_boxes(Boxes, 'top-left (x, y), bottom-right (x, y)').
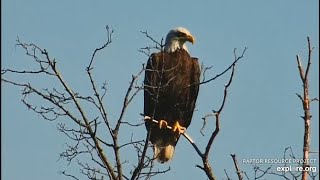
top-left (153, 143), bottom-right (175, 163)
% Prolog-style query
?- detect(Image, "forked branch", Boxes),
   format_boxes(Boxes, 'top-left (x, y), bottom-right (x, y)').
top-left (296, 37), bottom-right (316, 180)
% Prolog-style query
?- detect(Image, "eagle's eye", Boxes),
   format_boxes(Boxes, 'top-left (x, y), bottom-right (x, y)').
top-left (176, 32), bottom-right (186, 37)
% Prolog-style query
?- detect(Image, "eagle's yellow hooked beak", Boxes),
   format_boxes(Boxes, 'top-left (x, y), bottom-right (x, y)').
top-left (186, 35), bottom-right (195, 44)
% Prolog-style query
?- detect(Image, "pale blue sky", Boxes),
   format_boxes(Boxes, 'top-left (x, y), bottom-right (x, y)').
top-left (2, 0), bottom-right (319, 180)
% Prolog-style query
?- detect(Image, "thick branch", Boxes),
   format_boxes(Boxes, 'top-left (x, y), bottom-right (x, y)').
top-left (195, 48), bottom-right (243, 180)
top-left (205, 64), bottom-right (235, 157)
top-left (296, 37), bottom-right (314, 180)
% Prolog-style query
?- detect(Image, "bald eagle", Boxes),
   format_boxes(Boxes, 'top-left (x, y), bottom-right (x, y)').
top-left (144, 27), bottom-right (200, 163)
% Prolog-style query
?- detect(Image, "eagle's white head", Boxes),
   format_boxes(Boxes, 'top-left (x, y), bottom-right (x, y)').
top-left (164, 27), bottom-right (195, 53)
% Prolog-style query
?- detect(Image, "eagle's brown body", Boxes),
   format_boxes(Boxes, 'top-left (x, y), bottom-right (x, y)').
top-left (144, 49), bottom-right (200, 163)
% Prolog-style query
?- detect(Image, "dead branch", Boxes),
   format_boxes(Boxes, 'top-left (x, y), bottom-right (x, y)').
top-left (200, 113), bottom-right (215, 136)
top-left (296, 37), bottom-right (316, 180)
top-left (2, 28), bottom-right (159, 179)
top-left (140, 31), bottom-right (164, 49)
top-left (224, 169), bottom-right (232, 180)
top-left (87, 25), bottom-right (114, 69)
top-left (192, 48), bottom-right (244, 180)
top-left (189, 47), bottom-right (247, 87)
top-left (61, 170), bottom-right (80, 180)
top-left (2, 26), bottom-right (253, 180)
top-left (231, 154), bottom-right (243, 180)
top-left (130, 129), bottom-right (152, 180)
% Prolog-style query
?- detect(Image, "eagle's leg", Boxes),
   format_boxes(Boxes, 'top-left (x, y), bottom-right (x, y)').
top-left (158, 120), bottom-right (168, 129)
top-left (172, 121), bottom-right (186, 134)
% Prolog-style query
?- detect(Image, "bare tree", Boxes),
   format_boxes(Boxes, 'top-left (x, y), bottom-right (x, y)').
top-left (5, 27), bottom-right (317, 180)
top-left (2, 26), bottom-right (170, 180)
top-left (188, 48), bottom-right (247, 180)
top-left (2, 26), bottom-right (248, 180)
top-left (224, 37), bottom-right (319, 180)
top-left (296, 37), bottom-right (318, 180)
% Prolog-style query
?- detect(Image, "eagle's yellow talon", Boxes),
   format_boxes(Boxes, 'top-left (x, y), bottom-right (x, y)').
top-left (172, 121), bottom-right (186, 134)
top-left (159, 120), bottom-right (168, 129)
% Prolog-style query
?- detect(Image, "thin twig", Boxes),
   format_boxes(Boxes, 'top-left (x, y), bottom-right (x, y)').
top-left (87, 25), bottom-right (114, 69)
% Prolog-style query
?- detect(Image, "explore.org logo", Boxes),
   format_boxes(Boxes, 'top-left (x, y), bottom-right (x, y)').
top-left (242, 158), bottom-right (318, 173)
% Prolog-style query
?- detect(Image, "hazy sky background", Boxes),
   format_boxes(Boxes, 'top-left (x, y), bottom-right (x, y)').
top-left (2, 0), bottom-right (319, 180)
